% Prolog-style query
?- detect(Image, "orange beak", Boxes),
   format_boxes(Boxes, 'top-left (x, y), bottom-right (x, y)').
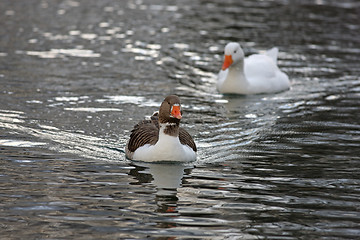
top-left (221, 55), bottom-right (233, 70)
top-left (170, 105), bottom-right (182, 119)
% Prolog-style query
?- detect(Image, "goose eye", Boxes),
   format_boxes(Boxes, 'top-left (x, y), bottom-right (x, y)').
top-left (234, 50), bottom-right (237, 54)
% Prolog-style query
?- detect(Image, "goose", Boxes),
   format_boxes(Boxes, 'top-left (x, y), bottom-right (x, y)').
top-left (125, 95), bottom-right (196, 162)
top-left (217, 42), bottom-right (290, 94)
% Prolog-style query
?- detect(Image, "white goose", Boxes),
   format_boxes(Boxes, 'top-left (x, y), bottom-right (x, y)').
top-left (217, 42), bottom-right (290, 95)
top-left (125, 95), bottom-right (196, 162)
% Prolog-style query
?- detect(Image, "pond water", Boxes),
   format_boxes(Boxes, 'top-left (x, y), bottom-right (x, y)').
top-left (1, 0), bottom-right (360, 239)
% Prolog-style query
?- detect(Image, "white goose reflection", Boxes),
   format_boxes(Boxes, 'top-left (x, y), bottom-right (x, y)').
top-left (129, 161), bottom-right (193, 214)
top-left (131, 161), bottom-right (193, 196)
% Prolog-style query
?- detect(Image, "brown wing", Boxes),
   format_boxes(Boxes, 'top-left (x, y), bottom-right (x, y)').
top-left (179, 128), bottom-right (197, 152)
top-left (126, 119), bottom-right (159, 157)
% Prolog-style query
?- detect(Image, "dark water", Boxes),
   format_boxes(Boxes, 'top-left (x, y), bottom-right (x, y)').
top-left (1, 0), bottom-right (360, 239)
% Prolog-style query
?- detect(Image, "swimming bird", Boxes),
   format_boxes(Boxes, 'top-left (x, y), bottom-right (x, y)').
top-left (125, 95), bottom-right (196, 162)
top-left (217, 42), bottom-right (290, 94)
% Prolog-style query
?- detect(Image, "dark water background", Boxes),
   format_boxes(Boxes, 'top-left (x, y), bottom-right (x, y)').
top-left (1, 0), bottom-right (360, 239)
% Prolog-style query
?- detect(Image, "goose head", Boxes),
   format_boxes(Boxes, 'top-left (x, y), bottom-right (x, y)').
top-left (158, 95), bottom-right (182, 124)
top-left (221, 42), bottom-right (245, 70)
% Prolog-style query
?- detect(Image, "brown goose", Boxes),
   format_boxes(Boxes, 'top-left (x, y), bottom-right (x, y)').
top-left (125, 95), bottom-right (197, 162)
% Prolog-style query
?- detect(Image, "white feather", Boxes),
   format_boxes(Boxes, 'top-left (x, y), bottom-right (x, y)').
top-left (217, 43), bottom-right (290, 95)
top-left (132, 124), bottom-right (196, 162)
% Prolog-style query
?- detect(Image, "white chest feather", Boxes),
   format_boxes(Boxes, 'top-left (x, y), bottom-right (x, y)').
top-left (132, 126), bottom-right (196, 162)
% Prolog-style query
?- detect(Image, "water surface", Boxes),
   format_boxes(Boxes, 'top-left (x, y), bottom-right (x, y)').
top-left (1, 0), bottom-right (360, 239)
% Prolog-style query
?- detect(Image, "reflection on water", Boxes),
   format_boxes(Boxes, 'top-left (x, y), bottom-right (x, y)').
top-left (0, 139), bottom-right (47, 147)
top-left (1, 0), bottom-right (360, 239)
top-left (130, 161), bottom-right (193, 217)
